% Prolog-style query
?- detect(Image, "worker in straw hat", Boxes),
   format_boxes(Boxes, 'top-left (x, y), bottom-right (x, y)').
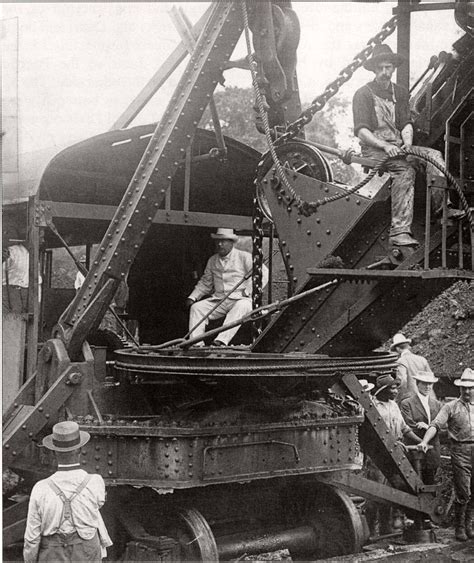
top-left (352, 44), bottom-right (463, 248)
top-left (390, 333), bottom-right (433, 404)
top-left (400, 371), bottom-right (441, 485)
top-left (419, 368), bottom-right (474, 541)
top-left (23, 421), bottom-right (112, 562)
top-left (185, 228), bottom-right (268, 346)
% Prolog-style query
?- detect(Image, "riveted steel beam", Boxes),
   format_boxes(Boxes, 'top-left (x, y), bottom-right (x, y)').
top-left (317, 472), bottom-right (438, 516)
top-left (342, 373), bottom-right (425, 493)
top-left (3, 339), bottom-right (95, 465)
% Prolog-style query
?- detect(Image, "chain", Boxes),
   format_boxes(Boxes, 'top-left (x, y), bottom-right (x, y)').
top-left (252, 193), bottom-right (265, 337)
top-left (245, 6), bottom-right (398, 216)
top-left (242, 2), bottom-right (304, 208)
top-left (279, 14), bottom-right (398, 144)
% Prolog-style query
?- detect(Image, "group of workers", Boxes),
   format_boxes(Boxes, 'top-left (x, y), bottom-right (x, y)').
top-left (363, 332), bottom-right (474, 542)
top-left (15, 42), bottom-right (471, 563)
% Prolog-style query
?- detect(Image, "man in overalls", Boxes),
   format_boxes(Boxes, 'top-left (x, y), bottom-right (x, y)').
top-left (352, 44), bottom-right (458, 247)
top-left (23, 421), bottom-right (112, 562)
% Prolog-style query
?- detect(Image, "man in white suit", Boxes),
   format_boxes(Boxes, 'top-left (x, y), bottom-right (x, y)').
top-left (186, 228), bottom-right (267, 346)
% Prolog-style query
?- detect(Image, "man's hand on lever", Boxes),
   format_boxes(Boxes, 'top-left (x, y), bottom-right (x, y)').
top-left (417, 441), bottom-right (431, 453)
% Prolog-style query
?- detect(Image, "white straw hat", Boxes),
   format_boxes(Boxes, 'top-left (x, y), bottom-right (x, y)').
top-left (211, 228), bottom-right (238, 241)
top-left (454, 368), bottom-right (474, 388)
top-left (42, 421), bottom-right (90, 452)
top-left (359, 379), bottom-right (375, 392)
top-left (390, 333), bottom-right (412, 351)
top-left (413, 371), bottom-right (438, 384)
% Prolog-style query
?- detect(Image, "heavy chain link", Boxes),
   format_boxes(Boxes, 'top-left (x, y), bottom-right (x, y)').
top-left (242, 2), bottom-right (302, 208)
top-left (279, 15), bottom-right (398, 144)
top-left (252, 194), bottom-right (265, 337)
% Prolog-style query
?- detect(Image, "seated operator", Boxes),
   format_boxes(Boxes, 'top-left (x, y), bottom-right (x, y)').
top-left (185, 228), bottom-right (268, 347)
top-left (352, 43), bottom-right (463, 248)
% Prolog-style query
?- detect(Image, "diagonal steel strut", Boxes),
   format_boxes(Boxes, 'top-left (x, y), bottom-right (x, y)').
top-left (54, 2), bottom-right (244, 359)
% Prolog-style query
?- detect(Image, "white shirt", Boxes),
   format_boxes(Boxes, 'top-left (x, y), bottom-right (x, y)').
top-left (417, 391), bottom-right (431, 423)
top-left (373, 398), bottom-right (410, 440)
top-left (24, 468), bottom-right (112, 562)
top-left (2, 244), bottom-right (29, 287)
top-left (189, 247), bottom-right (268, 302)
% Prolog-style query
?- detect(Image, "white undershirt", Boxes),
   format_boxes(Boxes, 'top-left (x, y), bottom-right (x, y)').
top-left (417, 392), bottom-right (431, 423)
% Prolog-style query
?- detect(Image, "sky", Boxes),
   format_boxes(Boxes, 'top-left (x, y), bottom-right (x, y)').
top-left (1, 1), bottom-right (461, 156)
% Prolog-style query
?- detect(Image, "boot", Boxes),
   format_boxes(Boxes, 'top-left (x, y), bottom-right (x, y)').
top-left (465, 501), bottom-right (474, 539)
top-left (454, 502), bottom-right (468, 541)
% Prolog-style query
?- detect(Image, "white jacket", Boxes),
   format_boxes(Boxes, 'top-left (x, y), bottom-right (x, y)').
top-left (189, 248), bottom-right (268, 302)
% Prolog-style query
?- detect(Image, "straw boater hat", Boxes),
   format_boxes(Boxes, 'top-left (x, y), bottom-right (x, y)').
top-left (359, 379), bottom-right (375, 392)
top-left (454, 368), bottom-right (474, 387)
top-left (363, 44), bottom-right (405, 72)
top-left (390, 333), bottom-right (412, 351)
top-left (211, 228), bottom-right (238, 241)
top-left (374, 373), bottom-right (400, 396)
top-left (413, 370), bottom-right (438, 384)
top-left (42, 421), bottom-right (90, 452)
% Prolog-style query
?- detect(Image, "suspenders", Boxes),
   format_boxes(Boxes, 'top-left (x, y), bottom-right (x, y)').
top-left (48, 475), bottom-right (92, 532)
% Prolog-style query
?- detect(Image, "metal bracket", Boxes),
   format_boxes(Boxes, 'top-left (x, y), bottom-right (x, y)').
top-left (317, 472), bottom-right (438, 518)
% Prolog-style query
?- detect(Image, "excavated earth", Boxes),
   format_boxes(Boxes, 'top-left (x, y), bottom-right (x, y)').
top-left (395, 280), bottom-right (473, 395)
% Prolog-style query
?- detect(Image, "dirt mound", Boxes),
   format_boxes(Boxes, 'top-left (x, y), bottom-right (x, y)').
top-left (392, 280), bottom-right (473, 392)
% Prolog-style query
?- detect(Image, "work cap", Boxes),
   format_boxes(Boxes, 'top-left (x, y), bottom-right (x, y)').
top-left (454, 368), bottom-right (474, 388)
top-left (374, 373), bottom-right (400, 396)
top-left (413, 371), bottom-right (438, 384)
top-left (390, 333), bottom-right (412, 351)
top-left (363, 43), bottom-right (405, 72)
top-left (211, 228), bottom-right (238, 241)
top-left (42, 421), bottom-right (90, 452)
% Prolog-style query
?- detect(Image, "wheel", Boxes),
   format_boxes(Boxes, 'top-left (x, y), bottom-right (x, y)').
top-left (256, 141), bottom-right (333, 221)
top-left (283, 480), bottom-right (367, 559)
top-left (172, 508), bottom-right (219, 562)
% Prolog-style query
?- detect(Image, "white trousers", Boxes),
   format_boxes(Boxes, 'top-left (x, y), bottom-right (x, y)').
top-left (189, 297), bottom-right (252, 345)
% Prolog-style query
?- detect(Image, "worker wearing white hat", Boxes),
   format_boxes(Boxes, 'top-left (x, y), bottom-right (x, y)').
top-left (23, 421), bottom-right (112, 562)
top-left (390, 333), bottom-right (433, 403)
top-left (186, 228), bottom-right (268, 346)
top-left (419, 368), bottom-right (474, 541)
top-left (400, 371), bottom-right (441, 485)
top-left (358, 379), bottom-right (375, 393)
